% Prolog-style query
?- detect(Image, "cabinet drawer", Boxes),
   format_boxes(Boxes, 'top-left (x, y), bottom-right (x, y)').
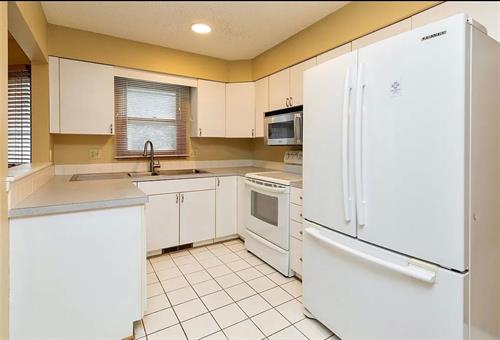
top-left (290, 187), bottom-right (303, 206)
top-left (290, 203), bottom-right (303, 223)
top-left (290, 237), bottom-right (303, 276)
top-left (138, 177), bottom-right (216, 195)
top-left (290, 220), bottom-right (303, 240)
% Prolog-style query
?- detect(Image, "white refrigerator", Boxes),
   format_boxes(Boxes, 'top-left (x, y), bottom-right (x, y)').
top-left (303, 14), bottom-right (500, 339)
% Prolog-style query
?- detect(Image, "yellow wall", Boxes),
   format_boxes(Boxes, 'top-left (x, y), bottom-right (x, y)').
top-left (31, 62), bottom-right (53, 162)
top-left (53, 135), bottom-right (253, 164)
top-left (252, 1), bottom-right (439, 79)
top-left (8, 1), bottom-right (47, 62)
top-left (8, 35), bottom-right (30, 65)
top-left (1, 2), bottom-right (9, 337)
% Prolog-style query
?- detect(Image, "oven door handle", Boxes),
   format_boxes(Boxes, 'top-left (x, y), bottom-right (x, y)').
top-left (245, 180), bottom-right (288, 194)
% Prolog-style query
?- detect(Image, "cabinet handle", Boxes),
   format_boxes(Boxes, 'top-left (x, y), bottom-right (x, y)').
top-left (251, 128), bottom-right (254, 137)
top-left (181, 193), bottom-right (184, 203)
top-left (199, 128), bottom-right (202, 136)
top-left (217, 178), bottom-right (220, 187)
top-left (299, 213), bottom-right (303, 217)
top-left (299, 196), bottom-right (303, 200)
top-left (299, 230), bottom-right (303, 235)
top-left (109, 124), bottom-right (113, 134)
top-left (285, 98), bottom-right (290, 107)
top-left (290, 97), bottom-right (293, 106)
top-left (176, 194), bottom-right (179, 203)
top-left (299, 257), bottom-right (303, 262)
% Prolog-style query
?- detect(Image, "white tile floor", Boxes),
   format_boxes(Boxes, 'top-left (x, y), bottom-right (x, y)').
top-left (136, 238), bottom-right (337, 340)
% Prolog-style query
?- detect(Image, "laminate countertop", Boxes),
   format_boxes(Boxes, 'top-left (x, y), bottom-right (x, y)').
top-left (8, 166), bottom-right (295, 219)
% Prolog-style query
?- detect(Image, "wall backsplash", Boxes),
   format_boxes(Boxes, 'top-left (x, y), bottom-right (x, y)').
top-left (52, 135), bottom-right (296, 165)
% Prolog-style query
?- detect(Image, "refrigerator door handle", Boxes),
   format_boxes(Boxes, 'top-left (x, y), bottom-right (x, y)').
top-left (342, 67), bottom-right (352, 222)
top-left (355, 64), bottom-right (367, 226)
top-left (305, 228), bottom-right (437, 283)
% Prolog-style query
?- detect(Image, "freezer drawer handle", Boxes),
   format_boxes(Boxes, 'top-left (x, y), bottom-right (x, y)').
top-left (305, 228), bottom-right (436, 284)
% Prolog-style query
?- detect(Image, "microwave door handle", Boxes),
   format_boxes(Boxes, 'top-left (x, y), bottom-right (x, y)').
top-left (294, 114), bottom-right (303, 144)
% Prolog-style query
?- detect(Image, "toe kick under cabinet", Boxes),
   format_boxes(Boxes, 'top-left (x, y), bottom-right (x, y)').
top-left (290, 187), bottom-right (304, 276)
top-left (138, 176), bottom-right (238, 253)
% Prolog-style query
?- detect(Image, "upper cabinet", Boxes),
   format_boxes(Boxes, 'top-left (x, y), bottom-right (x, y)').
top-left (49, 57), bottom-right (114, 135)
top-left (290, 58), bottom-right (317, 107)
top-left (317, 43), bottom-right (352, 64)
top-left (351, 19), bottom-right (412, 50)
top-left (225, 82), bottom-right (255, 137)
top-left (254, 77), bottom-right (269, 138)
top-left (269, 57), bottom-right (316, 110)
top-left (191, 79), bottom-right (226, 137)
top-left (269, 68), bottom-right (290, 111)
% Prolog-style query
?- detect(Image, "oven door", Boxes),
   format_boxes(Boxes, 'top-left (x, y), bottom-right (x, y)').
top-left (245, 178), bottom-right (290, 250)
top-left (264, 112), bottom-right (302, 146)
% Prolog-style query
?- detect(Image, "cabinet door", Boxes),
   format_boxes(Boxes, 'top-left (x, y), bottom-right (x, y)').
top-left (236, 176), bottom-right (247, 239)
top-left (254, 77), bottom-right (269, 138)
top-left (59, 58), bottom-right (114, 135)
top-left (269, 68), bottom-right (290, 110)
top-left (192, 80), bottom-right (226, 137)
top-left (144, 193), bottom-right (179, 252)
top-left (180, 190), bottom-right (216, 244)
top-left (351, 19), bottom-right (411, 50)
top-left (225, 82), bottom-right (255, 137)
top-left (316, 43), bottom-right (352, 65)
top-left (289, 58), bottom-right (317, 107)
top-left (215, 176), bottom-right (237, 238)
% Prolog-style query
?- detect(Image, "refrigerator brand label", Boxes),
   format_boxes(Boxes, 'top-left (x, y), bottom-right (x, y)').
top-left (421, 30), bottom-right (447, 41)
top-left (390, 81), bottom-right (402, 97)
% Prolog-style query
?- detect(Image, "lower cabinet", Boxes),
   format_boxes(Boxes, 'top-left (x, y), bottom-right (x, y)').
top-left (138, 179), bottom-right (216, 252)
top-left (144, 193), bottom-right (180, 251)
top-left (215, 176), bottom-right (237, 238)
top-left (180, 190), bottom-right (216, 244)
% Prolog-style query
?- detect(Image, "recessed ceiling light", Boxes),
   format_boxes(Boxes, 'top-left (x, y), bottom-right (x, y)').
top-left (191, 23), bottom-right (212, 34)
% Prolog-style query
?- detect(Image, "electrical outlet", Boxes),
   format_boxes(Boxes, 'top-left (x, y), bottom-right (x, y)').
top-left (89, 148), bottom-right (102, 160)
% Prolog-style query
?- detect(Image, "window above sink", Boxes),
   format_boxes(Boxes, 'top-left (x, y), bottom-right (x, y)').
top-left (114, 77), bottom-right (190, 159)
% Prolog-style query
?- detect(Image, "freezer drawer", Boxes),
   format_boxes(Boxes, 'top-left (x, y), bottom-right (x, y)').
top-left (303, 221), bottom-right (468, 340)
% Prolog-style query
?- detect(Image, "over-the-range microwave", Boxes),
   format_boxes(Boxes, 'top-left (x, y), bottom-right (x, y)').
top-left (264, 106), bottom-right (303, 146)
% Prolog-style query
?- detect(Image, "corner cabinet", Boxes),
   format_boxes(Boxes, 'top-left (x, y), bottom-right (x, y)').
top-left (225, 83), bottom-right (256, 137)
top-left (191, 79), bottom-right (226, 137)
top-left (49, 56), bottom-right (115, 135)
top-left (254, 77), bottom-right (269, 138)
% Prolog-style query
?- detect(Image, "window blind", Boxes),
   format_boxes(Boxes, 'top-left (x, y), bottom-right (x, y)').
top-left (114, 77), bottom-right (189, 158)
top-left (8, 65), bottom-right (31, 167)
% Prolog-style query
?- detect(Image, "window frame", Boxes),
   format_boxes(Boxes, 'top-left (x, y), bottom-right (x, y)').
top-left (114, 77), bottom-right (189, 158)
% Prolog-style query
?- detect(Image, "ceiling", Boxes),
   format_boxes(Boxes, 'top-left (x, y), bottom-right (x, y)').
top-left (41, 1), bottom-right (348, 60)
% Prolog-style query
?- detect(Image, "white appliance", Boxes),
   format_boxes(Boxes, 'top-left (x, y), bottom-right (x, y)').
top-left (264, 107), bottom-right (303, 146)
top-left (303, 14), bottom-right (500, 339)
top-left (245, 171), bottom-right (302, 276)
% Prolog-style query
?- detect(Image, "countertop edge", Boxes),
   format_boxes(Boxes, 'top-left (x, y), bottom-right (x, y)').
top-left (9, 196), bottom-right (148, 219)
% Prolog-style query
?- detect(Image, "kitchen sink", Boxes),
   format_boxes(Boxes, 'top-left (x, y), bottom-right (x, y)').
top-left (128, 169), bottom-right (209, 177)
top-left (70, 169), bottom-right (210, 181)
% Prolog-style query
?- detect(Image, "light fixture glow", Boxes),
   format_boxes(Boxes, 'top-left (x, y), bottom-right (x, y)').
top-left (192, 23), bottom-right (211, 34)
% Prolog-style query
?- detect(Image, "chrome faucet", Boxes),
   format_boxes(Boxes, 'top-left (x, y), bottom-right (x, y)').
top-left (143, 140), bottom-right (160, 174)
